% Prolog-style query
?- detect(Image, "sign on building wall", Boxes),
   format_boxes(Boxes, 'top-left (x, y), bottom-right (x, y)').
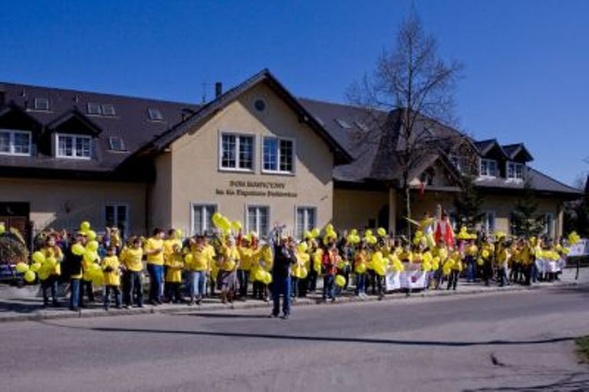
top-left (215, 180), bottom-right (297, 198)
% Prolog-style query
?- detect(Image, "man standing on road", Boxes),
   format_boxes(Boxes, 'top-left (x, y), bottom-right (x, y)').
top-left (269, 225), bottom-right (296, 319)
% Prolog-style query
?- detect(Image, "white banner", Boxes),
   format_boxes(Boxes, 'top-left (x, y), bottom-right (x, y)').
top-left (385, 263), bottom-right (428, 291)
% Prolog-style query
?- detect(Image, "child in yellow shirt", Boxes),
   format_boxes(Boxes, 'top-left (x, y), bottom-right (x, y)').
top-left (164, 244), bottom-right (184, 303)
top-left (102, 245), bottom-right (122, 310)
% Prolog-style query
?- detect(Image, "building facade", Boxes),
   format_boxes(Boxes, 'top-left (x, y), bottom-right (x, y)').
top-left (0, 70), bottom-right (580, 244)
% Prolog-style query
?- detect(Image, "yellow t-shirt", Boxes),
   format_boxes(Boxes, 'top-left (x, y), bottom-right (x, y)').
top-left (220, 245), bottom-right (240, 272)
top-left (121, 247), bottom-right (144, 272)
top-left (102, 255), bottom-right (121, 286)
top-left (42, 246), bottom-right (63, 276)
top-left (165, 253), bottom-right (184, 283)
top-left (144, 237), bottom-right (164, 265)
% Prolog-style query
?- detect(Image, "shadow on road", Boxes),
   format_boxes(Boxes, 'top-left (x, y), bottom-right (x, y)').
top-left (39, 320), bottom-right (579, 348)
top-left (464, 372), bottom-right (589, 391)
top-left (171, 312), bottom-right (271, 319)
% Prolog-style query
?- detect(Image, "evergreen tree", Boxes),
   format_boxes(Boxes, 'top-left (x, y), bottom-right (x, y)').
top-left (510, 177), bottom-right (543, 237)
top-left (454, 173), bottom-right (485, 230)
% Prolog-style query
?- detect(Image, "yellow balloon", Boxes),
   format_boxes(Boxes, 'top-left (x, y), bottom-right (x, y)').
top-left (377, 228), bottom-right (387, 237)
top-left (477, 258), bottom-right (484, 266)
top-left (72, 243), bottom-right (85, 256)
top-left (15, 262), bottom-right (30, 273)
top-left (335, 275), bottom-right (346, 287)
top-left (297, 242), bottom-right (308, 253)
top-left (355, 263), bottom-right (366, 274)
top-left (262, 272), bottom-right (272, 285)
top-left (86, 230), bottom-right (97, 241)
top-left (24, 270), bottom-right (36, 283)
top-left (83, 251), bottom-right (98, 263)
top-left (253, 268), bottom-right (265, 282)
top-left (231, 221), bottom-right (242, 231)
top-left (80, 221), bottom-right (91, 232)
top-left (374, 263), bottom-right (386, 276)
top-left (30, 262), bottom-right (41, 272)
top-left (184, 253), bottom-right (194, 263)
top-left (311, 228), bottom-right (320, 238)
top-left (86, 241), bottom-right (99, 252)
top-left (0, 224), bottom-right (5, 234)
top-left (32, 251), bottom-right (46, 264)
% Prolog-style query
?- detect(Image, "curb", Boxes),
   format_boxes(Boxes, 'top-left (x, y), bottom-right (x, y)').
top-left (0, 280), bottom-right (582, 324)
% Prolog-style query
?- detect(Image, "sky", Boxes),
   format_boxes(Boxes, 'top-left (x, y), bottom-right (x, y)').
top-left (1, 0), bottom-right (588, 187)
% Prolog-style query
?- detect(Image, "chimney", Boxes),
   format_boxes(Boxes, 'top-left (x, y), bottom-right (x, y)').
top-left (215, 82), bottom-right (223, 98)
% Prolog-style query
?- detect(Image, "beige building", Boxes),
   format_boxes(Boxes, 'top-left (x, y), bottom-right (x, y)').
top-left (0, 70), bottom-right (580, 245)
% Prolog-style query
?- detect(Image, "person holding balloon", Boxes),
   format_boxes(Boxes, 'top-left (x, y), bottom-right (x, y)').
top-left (101, 245), bottom-right (122, 310)
top-left (39, 235), bottom-right (63, 307)
top-left (65, 232), bottom-right (86, 311)
top-left (354, 241), bottom-right (369, 298)
top-left (217, 236), bottom-right (240, 304)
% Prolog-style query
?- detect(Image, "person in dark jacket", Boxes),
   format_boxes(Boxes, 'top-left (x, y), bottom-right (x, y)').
top-left (269, 226), bottom-right (296, 319)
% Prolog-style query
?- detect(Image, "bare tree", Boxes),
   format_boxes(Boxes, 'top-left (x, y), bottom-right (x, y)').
top-left (348, 12), bottom-right (463, 235)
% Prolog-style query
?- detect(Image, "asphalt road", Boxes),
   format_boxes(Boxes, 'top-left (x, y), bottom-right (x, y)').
top-left (1, 285), bottom-right (588, 392)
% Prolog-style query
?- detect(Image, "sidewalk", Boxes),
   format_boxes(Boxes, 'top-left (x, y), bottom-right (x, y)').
top-left (0, 268), bottom-right (586, 323)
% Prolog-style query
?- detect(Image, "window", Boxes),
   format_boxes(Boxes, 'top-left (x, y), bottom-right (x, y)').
top-left (247, 206), bottom-right (269, 237)
top-left (543, 213), bottom-right (554, 238)
top-left (56, 134), bottom-right (92, 159)
top-left (192, 204), bottom-right (217, 235)
top-left (296, 207), bottom-right (316, 239)
top-left (480, 159), bottom-right (498, 177)
top-left (449, 154), bottom-right (468, 173)
top-left (335, 118), bottom-right (352, 129)
top-left (148, 108), bottom-right (163, 121)
top-left (0, 130), bottom-right (32, 156)
top-left (483, 211), bottom-right (496, 234)
top-left (33, 98), bottom-right (49, 111)
top-left (108, 137), bottom-right (126, 152)
top-left (105, 203), bottom-right (128, 236)
top-left (87, 103), bottom-right (102, 115)
top-left (220, 133), bottom-right (254, 171)
top-left (263, 137), bottom-right (294, 174)
top-left (507, 162), bottom-right (524, 180)
top-left (102, 104), bottom-right (116, 116)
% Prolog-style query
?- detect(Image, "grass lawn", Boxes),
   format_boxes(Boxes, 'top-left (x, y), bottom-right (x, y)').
top-left (575, 336), bottom-right (589, 363)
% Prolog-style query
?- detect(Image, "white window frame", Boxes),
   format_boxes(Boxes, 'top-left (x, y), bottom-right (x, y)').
top-left (190, 203), bottom-right (217, 236)
top-left (246, 205), bottom-right (270, 238)
top-left (218, 132), bottom-right (255, 172)
top-left (507, 162), bottom-right (524, 180)
top-left (295, 206), bottom-right (316, 239)
top-left (479, 158), bottom-right (497, 177)
top-left (104, 202), bottom-right (129, 238)
top-left (0, 129), bottom-right (32, 156)
top-left (483, 211), bottom-right (496, 234)
top-left (262, 136), bottom-right (295, 175)
top-left (55, 133), bottom-right (92, 159)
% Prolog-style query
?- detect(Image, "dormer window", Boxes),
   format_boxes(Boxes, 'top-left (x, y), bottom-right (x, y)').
top-left (108, 136), bottom-right (126, 152)
top-left (480, 159), bottom-right (497, 177)
top-left (87, 103), bottom-right (102, 115)
top-left (56, 134), bottom-right (92, 159)
top-left (507, 162), bottom-right (524, 180)
top-left (148, 108), bottom-right (163, 121)
top-left (102, 104), bottom-right (116, 117)
top-left (0, 129), bottom-right (32, 156)
top-left (33, 98), bottom-right (49, 111)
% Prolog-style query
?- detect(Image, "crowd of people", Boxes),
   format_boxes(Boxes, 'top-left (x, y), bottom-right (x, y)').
top-left (27, 210), bottom-right (576, 320)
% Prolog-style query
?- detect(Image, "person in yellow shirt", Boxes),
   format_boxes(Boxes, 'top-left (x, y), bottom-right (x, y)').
top-left (144, 228), bottom-right (165, 305)
top-left (237, 234), bottom-right (257, 300)
top-left (187, 235), bottom-right (212, 305)
top-left (164, 244), bottom-right (184, 303)
top-left (465, 238), bottom-right (478, 283)
top-left (217, 236), bottom-right (240, 304)
top-left (40, 235), bottom-right (63, 307)
top-left (120, 236), bottom-right (144, 308)
top-left (354, 242), bottom-right (369, 297)
top-left (102, 245), bottom-right (122, 310)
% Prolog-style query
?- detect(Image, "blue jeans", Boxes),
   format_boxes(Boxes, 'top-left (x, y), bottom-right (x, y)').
top-left (69, 278), bottom-right (80, 310)
top-left (323, 274), bottom-right (335, 299)
top-left (189, 271), bottom-right (207, 298)
top-left (272, 275), bottom-right (291, 316)
top-left (355, 273), bottom-right (366, 294)
top-left (123, 271), bottom-right (143, 306)
top-left (41, 275), bottom-right (58, 304)
top-left (147, 264), bottom-right (163, 302)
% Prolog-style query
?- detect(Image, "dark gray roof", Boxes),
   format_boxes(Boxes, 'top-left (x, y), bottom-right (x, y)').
top-left (502, 143), bottom-right (533, 162)
top-left (0, 82), bottom-right (199, 178)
